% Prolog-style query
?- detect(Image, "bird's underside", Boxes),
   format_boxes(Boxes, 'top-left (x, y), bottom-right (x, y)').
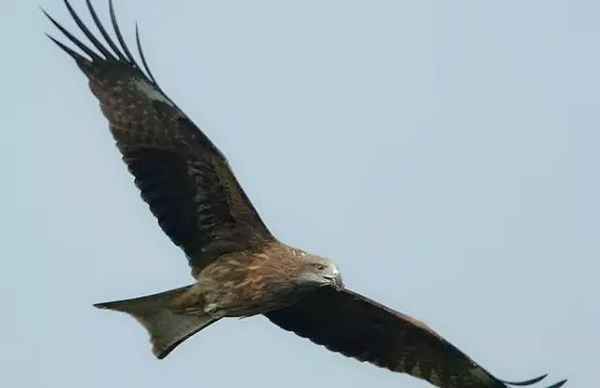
top-left (45, 1), bottom-right (566, 387)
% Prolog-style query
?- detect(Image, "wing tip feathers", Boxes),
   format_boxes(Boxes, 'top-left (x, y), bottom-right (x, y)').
top-left (501, 373), bottom-right (548, 386)
top-left (45, 0), bottom-right (158, 85)
top-left (500, 373), bottom-right (567, 388)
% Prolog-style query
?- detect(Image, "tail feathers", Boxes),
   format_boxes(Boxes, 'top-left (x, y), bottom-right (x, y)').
top-left (94, 285), bottom-right (219, 359)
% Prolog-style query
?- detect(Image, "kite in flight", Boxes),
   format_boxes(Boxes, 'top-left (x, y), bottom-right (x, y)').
top-left (45, 2), bottom-right (566, 387)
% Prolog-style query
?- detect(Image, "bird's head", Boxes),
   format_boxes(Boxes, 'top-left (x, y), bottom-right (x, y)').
top-left (296, 255), bottom-right (344, 291)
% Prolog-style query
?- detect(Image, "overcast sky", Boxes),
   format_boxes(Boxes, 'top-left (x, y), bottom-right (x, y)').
top-left (3, 1), bottom-right (598, 387)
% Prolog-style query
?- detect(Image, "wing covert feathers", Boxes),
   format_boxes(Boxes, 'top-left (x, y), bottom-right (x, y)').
top-left (265, 288), bottom-right (566, 388)
top-left (45, 1), bottom-right (273, 270)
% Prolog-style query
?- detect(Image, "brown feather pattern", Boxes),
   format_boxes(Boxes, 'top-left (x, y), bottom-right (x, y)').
top-left (45, 0), bottom-right (272, 270)
top-left (266, 288), bottom-right (566, 388)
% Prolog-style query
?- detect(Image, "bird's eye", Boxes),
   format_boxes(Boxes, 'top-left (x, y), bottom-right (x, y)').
top-left (314, 264), bottom-right (326, 271)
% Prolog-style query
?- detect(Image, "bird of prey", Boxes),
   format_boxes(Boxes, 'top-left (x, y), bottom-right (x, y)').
top-left (45, 2), bottom-right (566, 387)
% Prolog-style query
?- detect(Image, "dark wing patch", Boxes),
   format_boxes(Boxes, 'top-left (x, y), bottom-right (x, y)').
top-left (45, 0), bottom-right (273, 269)
top-left (266, 288), bottom-right (566, 388)
top-left (123, 147), bottom-right (199, 247)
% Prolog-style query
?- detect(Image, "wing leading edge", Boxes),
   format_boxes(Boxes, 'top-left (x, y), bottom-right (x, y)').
top-left (45, 0), bottom-right (273, 271)
top-left (266, 288), bottom-right (567, 388)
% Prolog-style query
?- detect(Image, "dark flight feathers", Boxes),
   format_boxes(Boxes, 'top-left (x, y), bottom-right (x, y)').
top-left (266, 288), bottom-right (567, 388)
top-left (45, 0), bottom-right (273, 271)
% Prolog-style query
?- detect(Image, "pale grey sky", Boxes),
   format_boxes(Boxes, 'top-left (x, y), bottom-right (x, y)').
top-left (3, 1), bottom-right (598, 387)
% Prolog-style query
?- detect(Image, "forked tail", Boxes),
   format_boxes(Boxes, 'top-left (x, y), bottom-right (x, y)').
top-left (94, 285), bottom-right (219, 359)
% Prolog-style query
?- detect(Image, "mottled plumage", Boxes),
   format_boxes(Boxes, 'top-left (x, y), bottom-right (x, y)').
top-left (45, 2), bottom-right (566, 387)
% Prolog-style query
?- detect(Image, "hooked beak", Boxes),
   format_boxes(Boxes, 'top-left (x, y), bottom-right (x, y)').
top-left (325, 271), bottom-right (344, 290)
top-left (333, 272), bottom-right (344, 290)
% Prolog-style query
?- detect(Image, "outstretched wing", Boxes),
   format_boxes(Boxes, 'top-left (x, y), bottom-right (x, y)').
top-left (45, 0), bottom-right (273, 271)
top-left (266, 288), bottom-right (566, 388)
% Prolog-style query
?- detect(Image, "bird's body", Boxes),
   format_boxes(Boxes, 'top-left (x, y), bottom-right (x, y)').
top-left (184, 242), bottom-right (341, 319)
top-left (45, 1), bottom-right (566, 387)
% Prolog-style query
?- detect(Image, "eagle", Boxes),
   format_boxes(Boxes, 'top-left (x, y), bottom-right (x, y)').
top-left (45, 2), bottom-right (566, 388)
